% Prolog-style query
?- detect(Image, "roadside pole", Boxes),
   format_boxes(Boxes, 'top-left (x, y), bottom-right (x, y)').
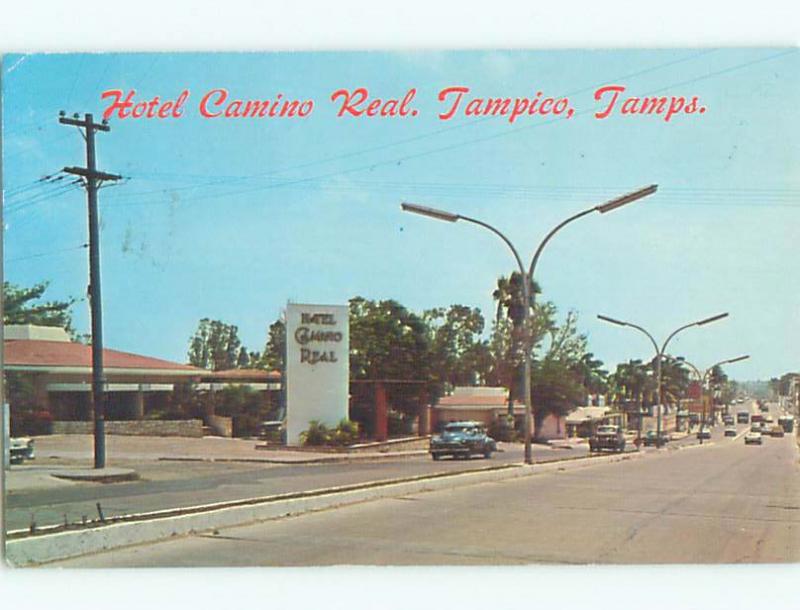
top-left (58, 112), bottom-right (121, 469)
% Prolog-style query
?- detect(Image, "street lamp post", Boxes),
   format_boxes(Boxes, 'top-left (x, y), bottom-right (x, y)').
top-left (680, 355), bottom-right (750, 442)
top-left (402, 184), bottom-right (657, 464)
top-left (597, 313), bottom-right (729, 447)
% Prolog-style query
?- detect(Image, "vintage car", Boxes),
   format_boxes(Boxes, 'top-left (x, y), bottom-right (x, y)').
top-left (778, 415), bottom-right (795, 433)
top-left (642, 430), bottom-right (670, 447)
top-left (430, 421), bottom-right (497, 460)
top-left (9, 437), bottom-right (35, 464)
top-left (744, 431), bottom-right (763, 445)
top-left (589, 425), bottom-right (626, 453)
top-left (696, 427), bottom-right (712, 440)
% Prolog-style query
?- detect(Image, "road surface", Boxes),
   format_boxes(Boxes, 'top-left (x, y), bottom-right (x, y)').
top-left (50, 415), bottom-right (798, 566)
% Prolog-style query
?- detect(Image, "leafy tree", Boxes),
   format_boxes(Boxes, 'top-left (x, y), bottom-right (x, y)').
top-left (261, 318), bottom-right (286, 371)
top-left (188, 318), bottom-right (243, 371)
top-left (423, 304), bottom-right (490, 388)
top-left (531, 359), bottom-right (586, 440)
top-left (349, 297), bottom-right (436, 416)
top-left (3, 281), bottom-right (77, 334)
top-left (540, 310), bottom-right (587, 364)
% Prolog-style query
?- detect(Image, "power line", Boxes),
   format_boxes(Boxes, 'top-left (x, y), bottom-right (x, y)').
top-left (5, 179), bottom-right (84, 215)
top-left (6, 243), bottom-right (88, 263)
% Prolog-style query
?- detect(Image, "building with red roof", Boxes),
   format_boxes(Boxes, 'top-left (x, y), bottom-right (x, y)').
top-left (3, 325), bottom-right (280, 430)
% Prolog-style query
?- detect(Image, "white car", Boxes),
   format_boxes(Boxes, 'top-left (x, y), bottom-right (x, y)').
top-left (9, 437), bottom-right (36, 463)
top-left (744, 431), bottom-right (762, 445)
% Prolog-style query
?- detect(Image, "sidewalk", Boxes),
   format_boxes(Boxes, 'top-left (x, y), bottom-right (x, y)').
top-left (16, 433), bottom-right (427, 465)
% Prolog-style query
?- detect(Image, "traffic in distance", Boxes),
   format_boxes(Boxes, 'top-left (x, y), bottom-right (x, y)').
top-left (428, 397), bottom-right (795, 459)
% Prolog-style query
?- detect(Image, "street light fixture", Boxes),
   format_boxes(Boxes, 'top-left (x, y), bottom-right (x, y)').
top-left (680, 355), bottom-right (750, 441)
top-left (597, 312), bottom-right (730, 447)
top-left (402, 184), bottom-right (658, 464)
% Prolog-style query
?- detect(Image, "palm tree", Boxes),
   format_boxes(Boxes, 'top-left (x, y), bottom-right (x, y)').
top-left (657, 356), bottom-right (691, 406)
top-left (610, 359), bottom-right (653, 406)
top-left (491, 273), bottom-right (541, 414)
top-left (571, 352), bottom-right (609, 397)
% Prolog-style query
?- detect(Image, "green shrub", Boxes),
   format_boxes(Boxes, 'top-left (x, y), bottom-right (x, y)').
top-left (330, 419), bottom-right (360, 446)
top-left (300, 420), bottom-right (330, 446)
top-left (489, 415), bottom-right (518, 442)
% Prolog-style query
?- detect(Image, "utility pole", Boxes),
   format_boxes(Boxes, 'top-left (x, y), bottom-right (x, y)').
top-left (58, 112), bottom-right (120, 469)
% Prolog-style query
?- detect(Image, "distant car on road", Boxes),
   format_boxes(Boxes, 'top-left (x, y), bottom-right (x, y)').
top-left (736, 411), bottom-right (750, 424)
top-left (589, 425), bottom-right (626, 452)
top-left (642, 430), bottom-right (669, 447)
top-left (723, 415), bottom-right (735, 426)
top-left (9, 437), bottom-right (35, 464)
top-left (430, 421), bottom-right (497, 460)
top-left (744, 431), bottom-right (763, 445)
top-left (696, 427), bottom-right (712, 440)
top-left (778, 415), bottom-right (795, 433)
top-left (769, 425), bottom-right (785, 438)
top-left (724, 427), bottom-right (737, 437)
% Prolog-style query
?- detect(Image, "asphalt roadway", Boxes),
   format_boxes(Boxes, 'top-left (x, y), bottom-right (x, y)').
top-left (49, 414), bottom-right (796, 566)
top-left (3, 440), bottom-right (599, 532)
top-left (4, 419), bottom-right (746, 533)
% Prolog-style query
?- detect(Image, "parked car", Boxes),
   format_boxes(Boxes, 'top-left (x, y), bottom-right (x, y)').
top-left (642, 430), bottom-right (669, 446)
top-left (589, 425), bottom-right (626, 453)
top-left (9, 437), bottom-right (35, 464)
top-left (744, 431), bottom-right (763, 445)
top-left (430, 421), bottom-right (497, 460)
top-left (724, 427), bottom-right (737, 437)
top-left (696, 427), bottom-right (712, 440)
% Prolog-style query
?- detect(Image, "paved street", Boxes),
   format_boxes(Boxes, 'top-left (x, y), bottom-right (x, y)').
top-left (4, 439), bottom-right (598, 532)
top-left (49, 415), bottom-right (798, 566)
top-left (4, 418), bottom-right (746, 533)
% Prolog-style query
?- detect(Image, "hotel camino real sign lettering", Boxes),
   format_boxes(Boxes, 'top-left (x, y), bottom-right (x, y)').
top-left (286, 303), bottom-right (349, 445)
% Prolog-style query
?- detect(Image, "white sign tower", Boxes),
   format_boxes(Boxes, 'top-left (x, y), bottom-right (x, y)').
top-left (285, 303), bottom-right (349, 445)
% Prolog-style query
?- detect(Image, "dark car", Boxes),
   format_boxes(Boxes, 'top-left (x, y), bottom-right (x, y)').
top-left (696, 427), bottom-right (712, 440)
top-left (9, 437), bottom-right (35, 464)
top-left (589, 425), bottom-right (626, 453)
top-left (430, 421), bottom-right (497, 460)
top-left (642, 430), bottom-right (669, 447)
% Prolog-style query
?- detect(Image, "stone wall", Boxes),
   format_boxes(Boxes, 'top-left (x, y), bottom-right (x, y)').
top-left (52, 419), bottom-right (204, 438)
top-left (206, 415), bottom-right (233, 437)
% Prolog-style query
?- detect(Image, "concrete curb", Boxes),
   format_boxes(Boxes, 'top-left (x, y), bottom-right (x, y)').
top-left (50, 467), bottom-right (139, 483)
top-left (157, 450), bottom-right (429, 465)
top-left (5, 450), bottom-right (645, 566)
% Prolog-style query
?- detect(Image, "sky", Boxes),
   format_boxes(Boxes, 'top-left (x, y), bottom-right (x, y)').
top-left (2, 49), bottom-right (799, 380)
